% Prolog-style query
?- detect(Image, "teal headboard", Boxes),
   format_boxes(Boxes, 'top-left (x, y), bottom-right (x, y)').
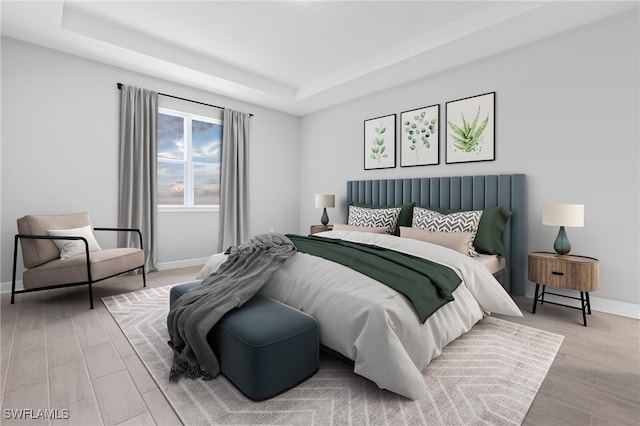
top-left (346, 174), bottom-right (526, 296)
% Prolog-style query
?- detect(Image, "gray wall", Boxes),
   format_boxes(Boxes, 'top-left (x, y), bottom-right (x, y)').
top-left (2, 11), bottom-right (638, 311)
top-left (299, 12), bottom-right (639, 306)
top-left (1, 37), bottom-right (300, 284)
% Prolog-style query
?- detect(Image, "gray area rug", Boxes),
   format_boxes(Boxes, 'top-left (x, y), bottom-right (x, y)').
top-left (103, 286), bottom-right (563, 426)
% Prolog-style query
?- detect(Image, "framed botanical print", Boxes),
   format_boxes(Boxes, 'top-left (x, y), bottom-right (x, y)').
top-left (364, 113), bottom-right (396, 170)
top-left (446, 92), bottom-right (495, 164)
top-left (400, 104), bottom-right (439, 167)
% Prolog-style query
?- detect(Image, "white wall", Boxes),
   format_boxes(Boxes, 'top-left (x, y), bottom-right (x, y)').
top-left (299, 12), bottom-right (640, 309)
top-left (3, 11), bottom-right (638, 316)
top-left (1, 37), bottom-right (300, 285)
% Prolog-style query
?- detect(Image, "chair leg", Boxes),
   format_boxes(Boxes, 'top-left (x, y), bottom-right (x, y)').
top-left (88, 281), bottom-right (94, 309)
top-left (11, 235), bottom-right (19, 305)
top-left (141, 265), bottom-right (147, 288)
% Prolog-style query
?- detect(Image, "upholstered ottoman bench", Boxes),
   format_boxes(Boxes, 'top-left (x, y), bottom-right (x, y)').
top-left (169, 280), bottom-right (319, 400)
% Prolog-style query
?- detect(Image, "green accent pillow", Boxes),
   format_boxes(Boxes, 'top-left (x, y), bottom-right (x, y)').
top-left (349, 202), bottom-right (415, 235)
top-left (426, 206), bottom-right (512, 256)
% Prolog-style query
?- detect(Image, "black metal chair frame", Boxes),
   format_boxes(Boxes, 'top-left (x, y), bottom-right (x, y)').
top-left (11, 227), bottom-right (146, 309)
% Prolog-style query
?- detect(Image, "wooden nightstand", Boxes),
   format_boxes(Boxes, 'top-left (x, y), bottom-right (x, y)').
top-left (528, 252), bottom-right (599, 326)
top-left (309, 224), bottom-right (333, 235)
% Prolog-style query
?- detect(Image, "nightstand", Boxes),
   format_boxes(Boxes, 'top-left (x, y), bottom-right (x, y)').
top-left (528, 252), bottom-right (599, 326)
top-left (310, 224), bottom-right (332, 235)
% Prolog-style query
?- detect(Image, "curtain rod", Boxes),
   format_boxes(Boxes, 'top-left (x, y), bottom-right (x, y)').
top-left (116, 83), bottom-right (253, 117)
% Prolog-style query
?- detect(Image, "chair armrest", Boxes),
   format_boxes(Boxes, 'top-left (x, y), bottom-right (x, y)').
top-left (16, 233), bottom-right (91, 245)
top-left (14, 234), bottom-right (93, 285)
top-left (93, 227), bottom-right (140, 232)
top-left (14, 234), bottom-right (92, 263)
top-left (93, 228), bottom-right (144, 251)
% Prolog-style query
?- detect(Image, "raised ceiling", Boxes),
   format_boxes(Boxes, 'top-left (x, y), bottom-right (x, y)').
top-left (2, 1), bottom-right (637, 115)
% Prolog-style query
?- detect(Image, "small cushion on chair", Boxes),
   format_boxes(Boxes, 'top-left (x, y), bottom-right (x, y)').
top-left (22, 248), bottom-right (144, 290)
top-left (48, 225), bottom-right (102, 258)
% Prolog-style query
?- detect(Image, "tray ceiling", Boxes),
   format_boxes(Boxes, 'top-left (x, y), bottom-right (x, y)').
top-left (2, 1), bottom-right (636, 115)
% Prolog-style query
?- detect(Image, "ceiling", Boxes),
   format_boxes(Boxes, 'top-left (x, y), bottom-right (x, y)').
top-left (2, 1), bottom-right (637, 116)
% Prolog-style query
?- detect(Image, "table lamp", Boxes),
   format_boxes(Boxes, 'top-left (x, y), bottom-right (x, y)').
top-left (543, 203), bottom-right (584, 255)
top-left (315, 194), bottom-right (335, 225)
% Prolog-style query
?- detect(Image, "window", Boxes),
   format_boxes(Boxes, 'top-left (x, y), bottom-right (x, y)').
top-left (157, 108), bottom-right (222, 208)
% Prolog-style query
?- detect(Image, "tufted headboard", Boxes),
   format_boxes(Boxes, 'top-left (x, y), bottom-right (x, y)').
top-left (346, 174), bottom-right (526, 296)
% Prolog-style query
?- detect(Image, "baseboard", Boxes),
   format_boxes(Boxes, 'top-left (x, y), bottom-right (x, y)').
top-left (1, 280), bottom-right (21, 293)
top-left (0, 257), bottom-right (209, 294)
top-left (156, 257), bottom-right (208, 271)
top-left (525, 283), bottom-right (640, 320)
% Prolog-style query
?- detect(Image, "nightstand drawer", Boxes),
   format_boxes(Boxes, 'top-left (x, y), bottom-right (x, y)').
top-left (528, 253), bottom-right (599, 291)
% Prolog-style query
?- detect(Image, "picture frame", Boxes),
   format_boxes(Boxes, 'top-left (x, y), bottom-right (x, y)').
top-left (445, 92), bottom-right (495, 164)
top-left (364, 113), bottom-right (396, 170)
top-left (400, 104), bottom-right (439, 167)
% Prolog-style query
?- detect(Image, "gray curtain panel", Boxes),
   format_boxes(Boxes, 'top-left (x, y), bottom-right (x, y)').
top-left (218, 108), bottom-right (251, 252)
top-left (118, 85), bottom-right (158, 272)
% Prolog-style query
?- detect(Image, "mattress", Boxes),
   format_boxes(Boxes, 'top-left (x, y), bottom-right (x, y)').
top-left (474, 253), bottom-right (507, 275)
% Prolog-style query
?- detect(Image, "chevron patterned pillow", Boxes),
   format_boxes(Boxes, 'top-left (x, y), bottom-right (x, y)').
top-left (348, 206), bottom-right (401, 234)
top-left (412, 207), bottom-right (483, 256)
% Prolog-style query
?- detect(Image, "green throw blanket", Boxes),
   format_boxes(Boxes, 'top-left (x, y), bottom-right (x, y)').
top-left (286, 234), bottom-right (461, 322)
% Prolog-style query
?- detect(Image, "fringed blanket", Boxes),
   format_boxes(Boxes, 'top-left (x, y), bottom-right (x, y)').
top-left (167, 233), bottom-right (296, 381)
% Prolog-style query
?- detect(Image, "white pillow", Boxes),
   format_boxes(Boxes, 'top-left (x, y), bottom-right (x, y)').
top-left (412, 207), bottom-right (483, 256)
top-left (399, 226), bottom-right (473, 256)
top-left (196, 253), bottom-right (228, 279)
top-left (47, 225), bottom-right (102, 259)
top-left (347, 205), bottom-right (401, 234)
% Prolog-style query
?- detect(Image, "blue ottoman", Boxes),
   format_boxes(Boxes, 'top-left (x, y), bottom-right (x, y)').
top-left (169, 280), bottom-right (319, 400)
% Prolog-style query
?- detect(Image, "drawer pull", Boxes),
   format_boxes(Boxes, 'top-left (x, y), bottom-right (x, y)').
top-left (551, 271), bottom-right (564, 276)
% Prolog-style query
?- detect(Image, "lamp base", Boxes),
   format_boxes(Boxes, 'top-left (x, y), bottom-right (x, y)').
top-left (553, 226), bottom-right (571, 255)
top-left (320, 208), bottom-right (329, 225)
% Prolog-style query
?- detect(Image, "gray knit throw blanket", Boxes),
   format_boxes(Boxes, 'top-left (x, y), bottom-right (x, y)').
top-left (167, 233), bottom-right (297, 381)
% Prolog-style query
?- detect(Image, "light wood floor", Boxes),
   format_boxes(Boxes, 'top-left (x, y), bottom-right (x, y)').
top-left (1, 267), bottom-right (638, 425)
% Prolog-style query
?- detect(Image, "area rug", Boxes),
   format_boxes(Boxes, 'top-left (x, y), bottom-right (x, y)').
top-left (103, 286), bottom-right (563, 426)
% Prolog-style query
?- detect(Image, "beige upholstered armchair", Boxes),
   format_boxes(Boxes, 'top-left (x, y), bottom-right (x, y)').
top-left (12, 212), bottom-right (146, 309)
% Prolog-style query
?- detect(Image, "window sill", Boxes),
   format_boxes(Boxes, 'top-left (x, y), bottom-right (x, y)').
top-left (158, 206), bottom-right (220, 213)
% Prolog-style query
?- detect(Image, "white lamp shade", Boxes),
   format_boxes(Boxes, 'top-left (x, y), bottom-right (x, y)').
top-left (315, 194), bottom-right (335, 208)
top-left (543, 203), bottom-right (584, 227)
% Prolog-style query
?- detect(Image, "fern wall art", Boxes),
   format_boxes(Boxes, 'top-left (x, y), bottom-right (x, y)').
top-left (445, 92), bottom-right (495, 164)
top-left (364, 113), bottom-right (396, 170)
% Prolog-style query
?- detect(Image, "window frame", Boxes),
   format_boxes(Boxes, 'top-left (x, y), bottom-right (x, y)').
top-left (157, 107), bottom-right (222, 212)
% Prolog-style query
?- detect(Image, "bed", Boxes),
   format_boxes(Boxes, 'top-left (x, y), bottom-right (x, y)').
top-left (346, 174), bottom-right (527, 296)
top-left (197, 174), bottom-right (526, 400)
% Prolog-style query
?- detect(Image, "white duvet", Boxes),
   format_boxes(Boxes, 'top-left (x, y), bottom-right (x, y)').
top-left (197, 230), bottom-right (522, 400)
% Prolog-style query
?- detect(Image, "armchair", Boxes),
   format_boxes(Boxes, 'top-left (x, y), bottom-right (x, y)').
top-left (12, 212), bottom-right (146, 309)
